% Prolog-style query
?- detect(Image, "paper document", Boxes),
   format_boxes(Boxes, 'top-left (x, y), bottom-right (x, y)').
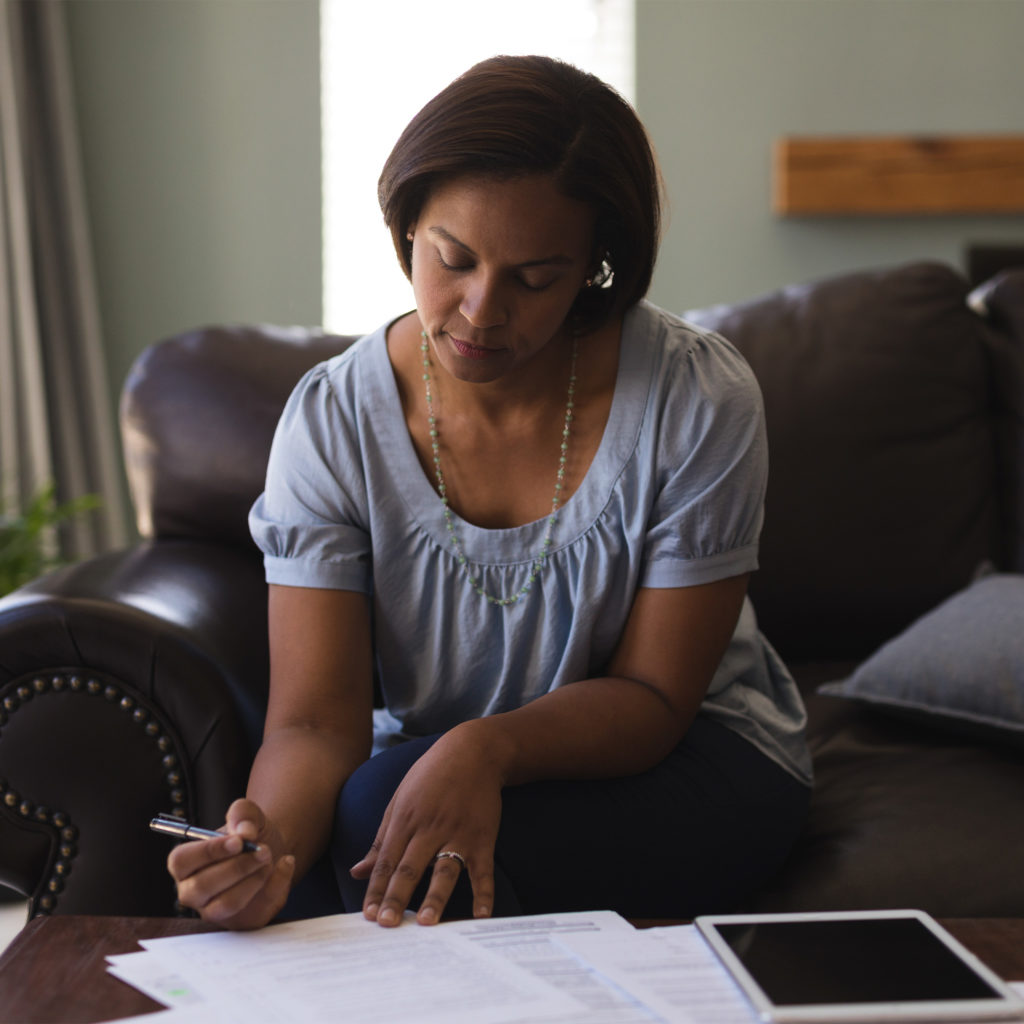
top-left (137, 911), bottom-right (586, 1024)
top-left (103, 912), bottom-right (1024, 1024)
top-left (439, 912), bottom-right (663, 1022)
top-left (555, 923), bottom-right (758, 1024)
top-left (106, 951), bottom-right (205, 1010)
top-left (106, 910), bottom-right (646, 1024)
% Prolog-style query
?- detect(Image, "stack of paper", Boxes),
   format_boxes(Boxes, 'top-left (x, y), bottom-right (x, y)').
top-left (104, 911), bottom-right (765, 1023)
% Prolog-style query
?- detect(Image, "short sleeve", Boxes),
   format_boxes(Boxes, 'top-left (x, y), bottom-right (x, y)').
top-left (640, 328), bottom-right (767, 588)
top-left (248, 357), bottom-right (373, 592)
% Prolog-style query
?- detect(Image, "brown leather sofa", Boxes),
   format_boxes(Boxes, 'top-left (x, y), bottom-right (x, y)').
top-left (1, 261), bottom-right (1022, 922)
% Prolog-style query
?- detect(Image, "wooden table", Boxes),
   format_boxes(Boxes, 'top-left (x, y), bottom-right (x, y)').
top-left (1, 915), bottom-right (1023, 1024)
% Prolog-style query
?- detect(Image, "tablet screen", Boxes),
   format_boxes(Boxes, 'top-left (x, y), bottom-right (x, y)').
top-left (711, 917), bottom-right (999, 1005)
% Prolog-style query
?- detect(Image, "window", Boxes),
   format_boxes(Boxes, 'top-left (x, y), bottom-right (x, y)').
top-left (321, 0), bottom-right (635, 334)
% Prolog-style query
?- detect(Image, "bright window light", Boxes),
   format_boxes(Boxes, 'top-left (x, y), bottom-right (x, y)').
top-left (321, 0), bottom-right (635, 335)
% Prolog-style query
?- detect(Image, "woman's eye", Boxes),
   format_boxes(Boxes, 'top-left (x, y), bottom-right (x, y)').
top-left (436, 251), bottom-right (472, 272)
top-left (434, 249), bottom-right (553, 291)
top-left (519, 277), bottom-right (554, 292)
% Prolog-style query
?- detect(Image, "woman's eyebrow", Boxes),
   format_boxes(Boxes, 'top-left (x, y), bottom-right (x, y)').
top-left (427, 225), bottom-right (574, 268)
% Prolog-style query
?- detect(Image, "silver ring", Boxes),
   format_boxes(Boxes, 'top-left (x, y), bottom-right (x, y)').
top-left (435, 850), bottom-right (466, 869)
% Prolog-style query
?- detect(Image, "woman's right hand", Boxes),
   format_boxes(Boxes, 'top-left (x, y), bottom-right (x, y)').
top-left (167, 798), bottom-right (296, 930)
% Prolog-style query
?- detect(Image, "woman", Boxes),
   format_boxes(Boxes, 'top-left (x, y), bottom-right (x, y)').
top-left (168, 55), bottom-right (812, 930)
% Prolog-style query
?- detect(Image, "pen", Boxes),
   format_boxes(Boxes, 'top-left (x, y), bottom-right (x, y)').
top-left (150, 814), bottom-right (260, 853)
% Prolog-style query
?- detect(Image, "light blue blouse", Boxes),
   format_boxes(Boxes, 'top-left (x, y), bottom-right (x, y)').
top-left (250, 301), bottom-right (812, 783)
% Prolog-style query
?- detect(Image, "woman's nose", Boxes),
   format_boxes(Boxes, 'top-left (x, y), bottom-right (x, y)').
top-left (460, 274), bottom-right (506, 328)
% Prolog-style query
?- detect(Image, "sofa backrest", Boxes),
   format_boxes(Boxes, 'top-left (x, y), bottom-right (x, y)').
top-left (120, 325), bottom-right (356, 548)
top-left (119, 263), bottom-right (1024, 665)
top-left (686, 261), bottom-right (1024, 662)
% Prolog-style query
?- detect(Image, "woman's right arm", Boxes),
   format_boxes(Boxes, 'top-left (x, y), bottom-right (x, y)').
top-left (168, 584), bottom-right (374, 929)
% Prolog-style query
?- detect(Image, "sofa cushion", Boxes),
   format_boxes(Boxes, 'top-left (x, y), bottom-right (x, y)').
top-left (817, 573), bottom-right (1024, 747)
top-left (740, 694), bottom-right (1024, 916)
top-left (686, 262), bottom-right (999, 662)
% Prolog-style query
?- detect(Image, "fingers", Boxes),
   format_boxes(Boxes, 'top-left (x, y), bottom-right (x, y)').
top-left (225, 798), bottom-right (265, 845)
top-left (201, 854), bottom-right (296, 929)
top-left (167, 800), bottom-right (291, 930)
top-left (186, 853), bottom-right (295, 930)
top-left (468, 862), bottom-right (494, 922)
top-left (169, 836), bottom-right (271, 907)
top-left (417, 853), bottom-right (472, 925)
top-left (167, 828), bottom-right (266, 883)
top-left (360, 843), bottom-right (495, 927)
top-left (362, 841), bottom-right (427, 926)
top-left (171, 839), bottom-right (294, 929)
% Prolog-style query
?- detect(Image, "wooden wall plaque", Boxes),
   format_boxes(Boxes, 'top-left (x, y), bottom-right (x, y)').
top-left (774, 136), bottom-right (1024, 215)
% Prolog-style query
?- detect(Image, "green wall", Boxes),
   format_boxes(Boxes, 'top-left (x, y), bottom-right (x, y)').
top-left (636, 0), bottom-right (1024, 312)
top-left (65, 0), bottom-right (322, 414)
top-left (65, 0), bottom-right (1024, 417)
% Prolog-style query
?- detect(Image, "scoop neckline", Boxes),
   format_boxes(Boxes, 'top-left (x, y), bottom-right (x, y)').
top-left (367, 304), bottom-right (652, 563)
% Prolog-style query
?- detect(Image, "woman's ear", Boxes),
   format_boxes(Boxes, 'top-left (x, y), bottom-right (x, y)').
top-left (590, 251), bottom-right (614, 289)
top-left (403, 225), bottom-right (417, 273)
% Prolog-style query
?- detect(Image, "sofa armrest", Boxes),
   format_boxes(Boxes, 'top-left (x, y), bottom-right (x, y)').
top-left (0, 540), bottom-right (269, 918)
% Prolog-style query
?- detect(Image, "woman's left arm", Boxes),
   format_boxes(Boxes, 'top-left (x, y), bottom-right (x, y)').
top-left (354, 573), bottom-right (749, 925)
top-left (477, 573), bottom-right (750, 782)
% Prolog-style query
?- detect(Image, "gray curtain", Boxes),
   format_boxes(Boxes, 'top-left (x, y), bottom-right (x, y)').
top-left (0, 0), bottom-right (128, 558)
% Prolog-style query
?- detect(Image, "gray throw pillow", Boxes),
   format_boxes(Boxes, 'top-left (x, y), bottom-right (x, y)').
top-left (818, 574), bottom-right (1024, 746)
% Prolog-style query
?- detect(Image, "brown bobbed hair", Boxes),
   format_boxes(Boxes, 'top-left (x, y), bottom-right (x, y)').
top-left (378, 55), bottom-right (663, 334)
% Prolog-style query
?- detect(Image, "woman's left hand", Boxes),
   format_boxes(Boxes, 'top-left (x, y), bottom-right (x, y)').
top-left (349, 724), bottom-right (503, 926)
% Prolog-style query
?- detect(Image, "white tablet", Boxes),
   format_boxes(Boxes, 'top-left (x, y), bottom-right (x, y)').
top-left (695, 910), bottom-right (1024, 1023)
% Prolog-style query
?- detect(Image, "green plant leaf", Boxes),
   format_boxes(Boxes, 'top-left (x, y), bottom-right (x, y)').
top-left (0, 484), bottom-right (102, 596)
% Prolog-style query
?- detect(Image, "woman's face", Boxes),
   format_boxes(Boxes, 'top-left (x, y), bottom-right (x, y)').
top-left (408, 173), bottom-right (595, 384)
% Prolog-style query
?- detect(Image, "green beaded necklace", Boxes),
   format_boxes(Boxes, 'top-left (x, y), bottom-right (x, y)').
top-left (420, 330), bottom-right (578, 607)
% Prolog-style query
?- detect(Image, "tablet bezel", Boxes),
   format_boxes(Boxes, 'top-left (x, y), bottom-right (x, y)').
top-left (695, 909), bottom-right (1024, 1023)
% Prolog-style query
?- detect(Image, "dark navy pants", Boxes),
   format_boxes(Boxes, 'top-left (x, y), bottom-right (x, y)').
top-left (330, 715), bottom-right (810, 920)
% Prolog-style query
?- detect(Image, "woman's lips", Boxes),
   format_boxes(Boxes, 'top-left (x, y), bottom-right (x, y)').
top-left (449, 335), bottom-right (501, 360)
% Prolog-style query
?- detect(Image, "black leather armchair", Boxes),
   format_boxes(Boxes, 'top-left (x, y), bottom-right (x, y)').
top-left (0, 326), bottom-right (354, 917)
